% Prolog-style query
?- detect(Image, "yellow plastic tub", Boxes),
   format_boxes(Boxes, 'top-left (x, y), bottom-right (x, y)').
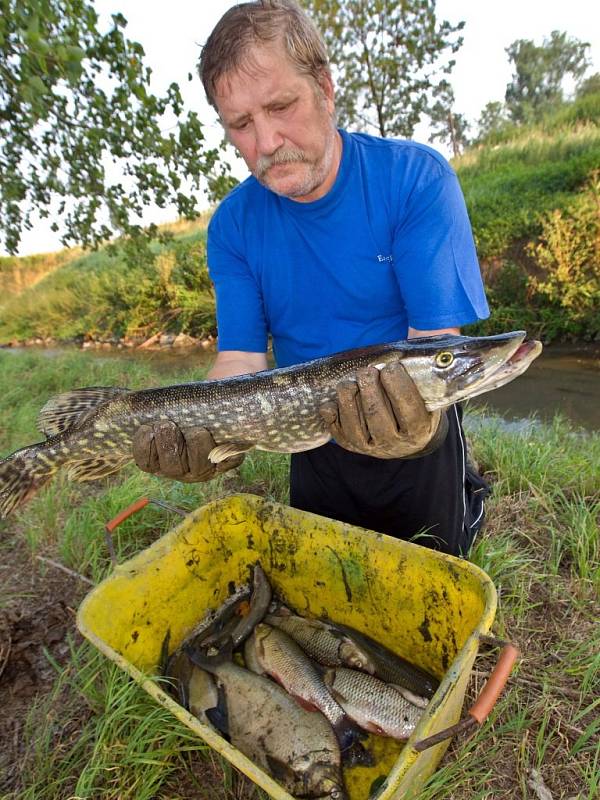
top-left (77, 493), bottom-right (515, 800)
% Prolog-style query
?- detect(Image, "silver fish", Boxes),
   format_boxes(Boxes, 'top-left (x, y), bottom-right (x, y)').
top-left (265, 608), bottom-right (375, 673)
top-left (187, 666), bottom-right (220, 728)
top-left (323, 667), bottom-right (424, 740)
top-left (333, 623), bottom-right (438, 700)
top-left (0, 331), bottom-right (541, 518)
top-left (186, 655), bottom-right (347, 799)
top-left (199, 562), bottom-right (271, 655)
top-left (250, 623), bottom-right (363, 761)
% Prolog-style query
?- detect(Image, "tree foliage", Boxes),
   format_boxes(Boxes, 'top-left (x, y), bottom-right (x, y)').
top-left (577, 72), bottom-right (600, 99)
top-left (0, 0), bottom-right (231, 257)
top-left (427, 79), bottom-right (469, 157)
top-left (301, 0), bottom-right (464, 138)
top-left (476, 100), bottom-right (510, 141)
top-left (505, 30), bottom-right (591, 123)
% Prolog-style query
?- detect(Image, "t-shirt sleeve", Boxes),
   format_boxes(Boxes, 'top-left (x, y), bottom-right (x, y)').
top-left (207, 205), bottom-right (268, 353)
top-left (392, 169), bottom-right (489, 330)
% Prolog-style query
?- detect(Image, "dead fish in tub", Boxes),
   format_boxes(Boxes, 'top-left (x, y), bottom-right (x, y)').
top-left (186, 652), bottom-right (348, 800)
top-left (164, 561), bottom-right (271, 683)
top-left (322, 667), bottom-right (424, 741)
top-left (247, 623), bottom-right (372, 767)
top-left (333, 623), bottom-right (438, 704)
top-left (267, 605), bottom-right (436, 706)
top-left (199, 562), bottom-right (272, 656)
top-left (265, 605), bottom-right (374, 673)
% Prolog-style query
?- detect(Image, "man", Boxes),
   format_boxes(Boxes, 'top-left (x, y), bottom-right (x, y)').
top-left (133, 0), bottom-right (490, 557)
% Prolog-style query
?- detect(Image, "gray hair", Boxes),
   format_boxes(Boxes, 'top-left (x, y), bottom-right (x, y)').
top-left (199, 1), bottom-right (330, 109)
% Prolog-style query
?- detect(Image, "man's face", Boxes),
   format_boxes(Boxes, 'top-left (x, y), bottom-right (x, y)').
top-left (214, 44), bottom-right (340, 202)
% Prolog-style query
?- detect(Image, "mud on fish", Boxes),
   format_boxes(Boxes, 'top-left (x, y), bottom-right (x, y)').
top-left (0, 332), bottom-right (541, 519)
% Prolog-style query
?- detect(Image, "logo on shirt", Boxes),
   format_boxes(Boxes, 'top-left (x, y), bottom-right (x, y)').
top-left (377, 254), bottom-right (393, 263)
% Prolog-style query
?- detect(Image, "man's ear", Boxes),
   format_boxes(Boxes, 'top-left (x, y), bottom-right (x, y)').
top-left (317, 69), bottom-right (335, 112)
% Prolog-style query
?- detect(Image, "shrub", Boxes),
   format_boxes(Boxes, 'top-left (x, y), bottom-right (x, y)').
top-left (527, 171), bottom-right (600, 339)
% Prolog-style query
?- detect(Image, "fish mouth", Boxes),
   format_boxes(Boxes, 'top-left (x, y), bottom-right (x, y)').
top-left (459, 339), bottom-right (543, 402)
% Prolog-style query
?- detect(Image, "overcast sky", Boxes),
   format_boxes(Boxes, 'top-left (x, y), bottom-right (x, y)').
top-left (9, 0), bottom-right (600, 256)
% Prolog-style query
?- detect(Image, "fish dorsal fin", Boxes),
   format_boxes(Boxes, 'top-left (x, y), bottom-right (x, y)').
top-left (37, 387), bottom-right (129, 437)
top-left (208, 442), bottom-right (254, 463)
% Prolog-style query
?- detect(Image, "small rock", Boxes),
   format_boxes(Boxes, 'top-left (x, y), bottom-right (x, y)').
top-left (173, 333), bottom-right (197, 348)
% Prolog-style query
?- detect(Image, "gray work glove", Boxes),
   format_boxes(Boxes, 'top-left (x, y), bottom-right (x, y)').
top-left (132, 421), bottom-right (245, 483)
top-left (319, 362), bottom-right (448, 459)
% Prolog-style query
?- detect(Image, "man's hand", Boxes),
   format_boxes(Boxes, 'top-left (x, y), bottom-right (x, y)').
top-left (319, 362), bottom-right (448, 459)
top-left (132, 421), bottom-right (245, 483)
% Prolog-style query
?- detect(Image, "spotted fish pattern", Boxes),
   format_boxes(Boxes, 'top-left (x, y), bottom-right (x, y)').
top-left (0, 331), bottom-right (541, 518)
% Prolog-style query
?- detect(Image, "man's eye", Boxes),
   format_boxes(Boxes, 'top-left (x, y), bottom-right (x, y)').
top-left (271, 101), bottom-right (293, 113)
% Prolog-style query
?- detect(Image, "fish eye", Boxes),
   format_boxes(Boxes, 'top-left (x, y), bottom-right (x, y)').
top-left (435, 351), bottom-right (454, 368)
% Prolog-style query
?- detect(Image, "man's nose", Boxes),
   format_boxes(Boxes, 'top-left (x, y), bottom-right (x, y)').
top-left (254, 116), bottom-right (284, 156)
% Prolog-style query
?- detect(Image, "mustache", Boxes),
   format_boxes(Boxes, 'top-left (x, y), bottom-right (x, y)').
top-left (256, 148), bottom-right (308, 178)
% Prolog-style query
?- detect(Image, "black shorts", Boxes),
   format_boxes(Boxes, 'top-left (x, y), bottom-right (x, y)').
top-left (289, 405), bottom-right (490, 558)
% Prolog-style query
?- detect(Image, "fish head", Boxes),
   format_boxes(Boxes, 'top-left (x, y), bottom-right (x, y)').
top-left (339, 640), bottom-right (377, 675)
top-left (376, 331), bottom-right (542, 411)
top-left (311, 775), bottom-right (348, 800)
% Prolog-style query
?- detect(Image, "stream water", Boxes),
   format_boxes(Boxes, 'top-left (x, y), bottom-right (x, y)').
top-left (467, 344), bottom-right (600, 431)
top-left (2, 342), bottom-right (599, 432)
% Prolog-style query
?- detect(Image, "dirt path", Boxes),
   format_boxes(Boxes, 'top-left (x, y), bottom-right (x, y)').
top-left (0, 532), bottom-right (88, 794)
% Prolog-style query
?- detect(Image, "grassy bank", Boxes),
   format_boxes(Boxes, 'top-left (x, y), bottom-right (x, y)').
top-left (453, 94), bottom-right (600, 343)
top-left (0, 349), bottom-right (598, 799)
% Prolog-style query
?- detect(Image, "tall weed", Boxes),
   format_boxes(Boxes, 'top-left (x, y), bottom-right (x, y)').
top-left (527, 171), bottom-right (600, 334)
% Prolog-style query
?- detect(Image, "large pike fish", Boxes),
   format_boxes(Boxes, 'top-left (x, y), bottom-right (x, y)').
top-left (0, 331), bottom-right (541, 518)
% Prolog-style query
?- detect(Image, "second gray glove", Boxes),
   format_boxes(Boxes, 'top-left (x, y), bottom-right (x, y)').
top-left (132, 421), bottom-right (244, 483)
top-left (319, 362), bottom-right (448, 459)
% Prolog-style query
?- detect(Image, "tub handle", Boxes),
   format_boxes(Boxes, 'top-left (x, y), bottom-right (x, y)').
top-left (413, 635), bottom-right (519, 752)
top-left (104, 496), bottom-right (188, 564)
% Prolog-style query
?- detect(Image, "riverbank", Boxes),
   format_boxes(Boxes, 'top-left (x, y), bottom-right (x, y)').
top-left (0, 347), bottom-right (598, 800)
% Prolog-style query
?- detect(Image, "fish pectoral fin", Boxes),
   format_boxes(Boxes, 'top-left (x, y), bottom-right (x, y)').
top-left (208, 442), bottom-right (254, 463)
top-left (65, 455), bottom-right (129, 482)
top-left (37, 387), bottom-right (130, 437)
top-left (292, 695), bottom-right (320, 713)
top-left (204, 685), bottom-right (229, 736)
top-left (265, 755), bottom-right (298, 785)
top-left (389, 685), bottom-right (429, 709)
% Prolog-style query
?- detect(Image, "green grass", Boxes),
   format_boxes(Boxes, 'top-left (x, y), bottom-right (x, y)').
top-left (0, 348), bottom-right (598, 800)
top-left (456, 123), bottom-right (600, 259)
top-left (0, 228), bottom-right (216, 344)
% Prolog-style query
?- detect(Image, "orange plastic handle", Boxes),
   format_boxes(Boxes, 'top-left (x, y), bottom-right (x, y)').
top-left (414, 637), bottom-right (519, 752)
top-left (105, 497), bottom-right (150, 533)
top-left (469, 642), bottom-right (519, 723)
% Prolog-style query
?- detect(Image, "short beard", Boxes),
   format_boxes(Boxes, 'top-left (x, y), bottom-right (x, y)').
top-left (254, 125), bottom-right (337, 199)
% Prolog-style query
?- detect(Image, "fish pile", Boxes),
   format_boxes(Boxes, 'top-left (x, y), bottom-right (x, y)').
top-left (162, 563), bottom-right (439, 800)
top-left (0, 331), bottom-right (542, 519)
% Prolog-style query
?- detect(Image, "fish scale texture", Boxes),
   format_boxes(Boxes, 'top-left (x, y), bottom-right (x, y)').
top-left (0, 332), bottom-right (534, 518)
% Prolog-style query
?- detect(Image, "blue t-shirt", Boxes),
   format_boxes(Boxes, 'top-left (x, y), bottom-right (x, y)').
top-left (208, 129), bottom-right (489, 368)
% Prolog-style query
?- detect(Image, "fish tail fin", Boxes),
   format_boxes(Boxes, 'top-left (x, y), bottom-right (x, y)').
top-left (334, 718), bottom-right (374, 767)
top-left (0, 443), bottom-right (61, 519)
